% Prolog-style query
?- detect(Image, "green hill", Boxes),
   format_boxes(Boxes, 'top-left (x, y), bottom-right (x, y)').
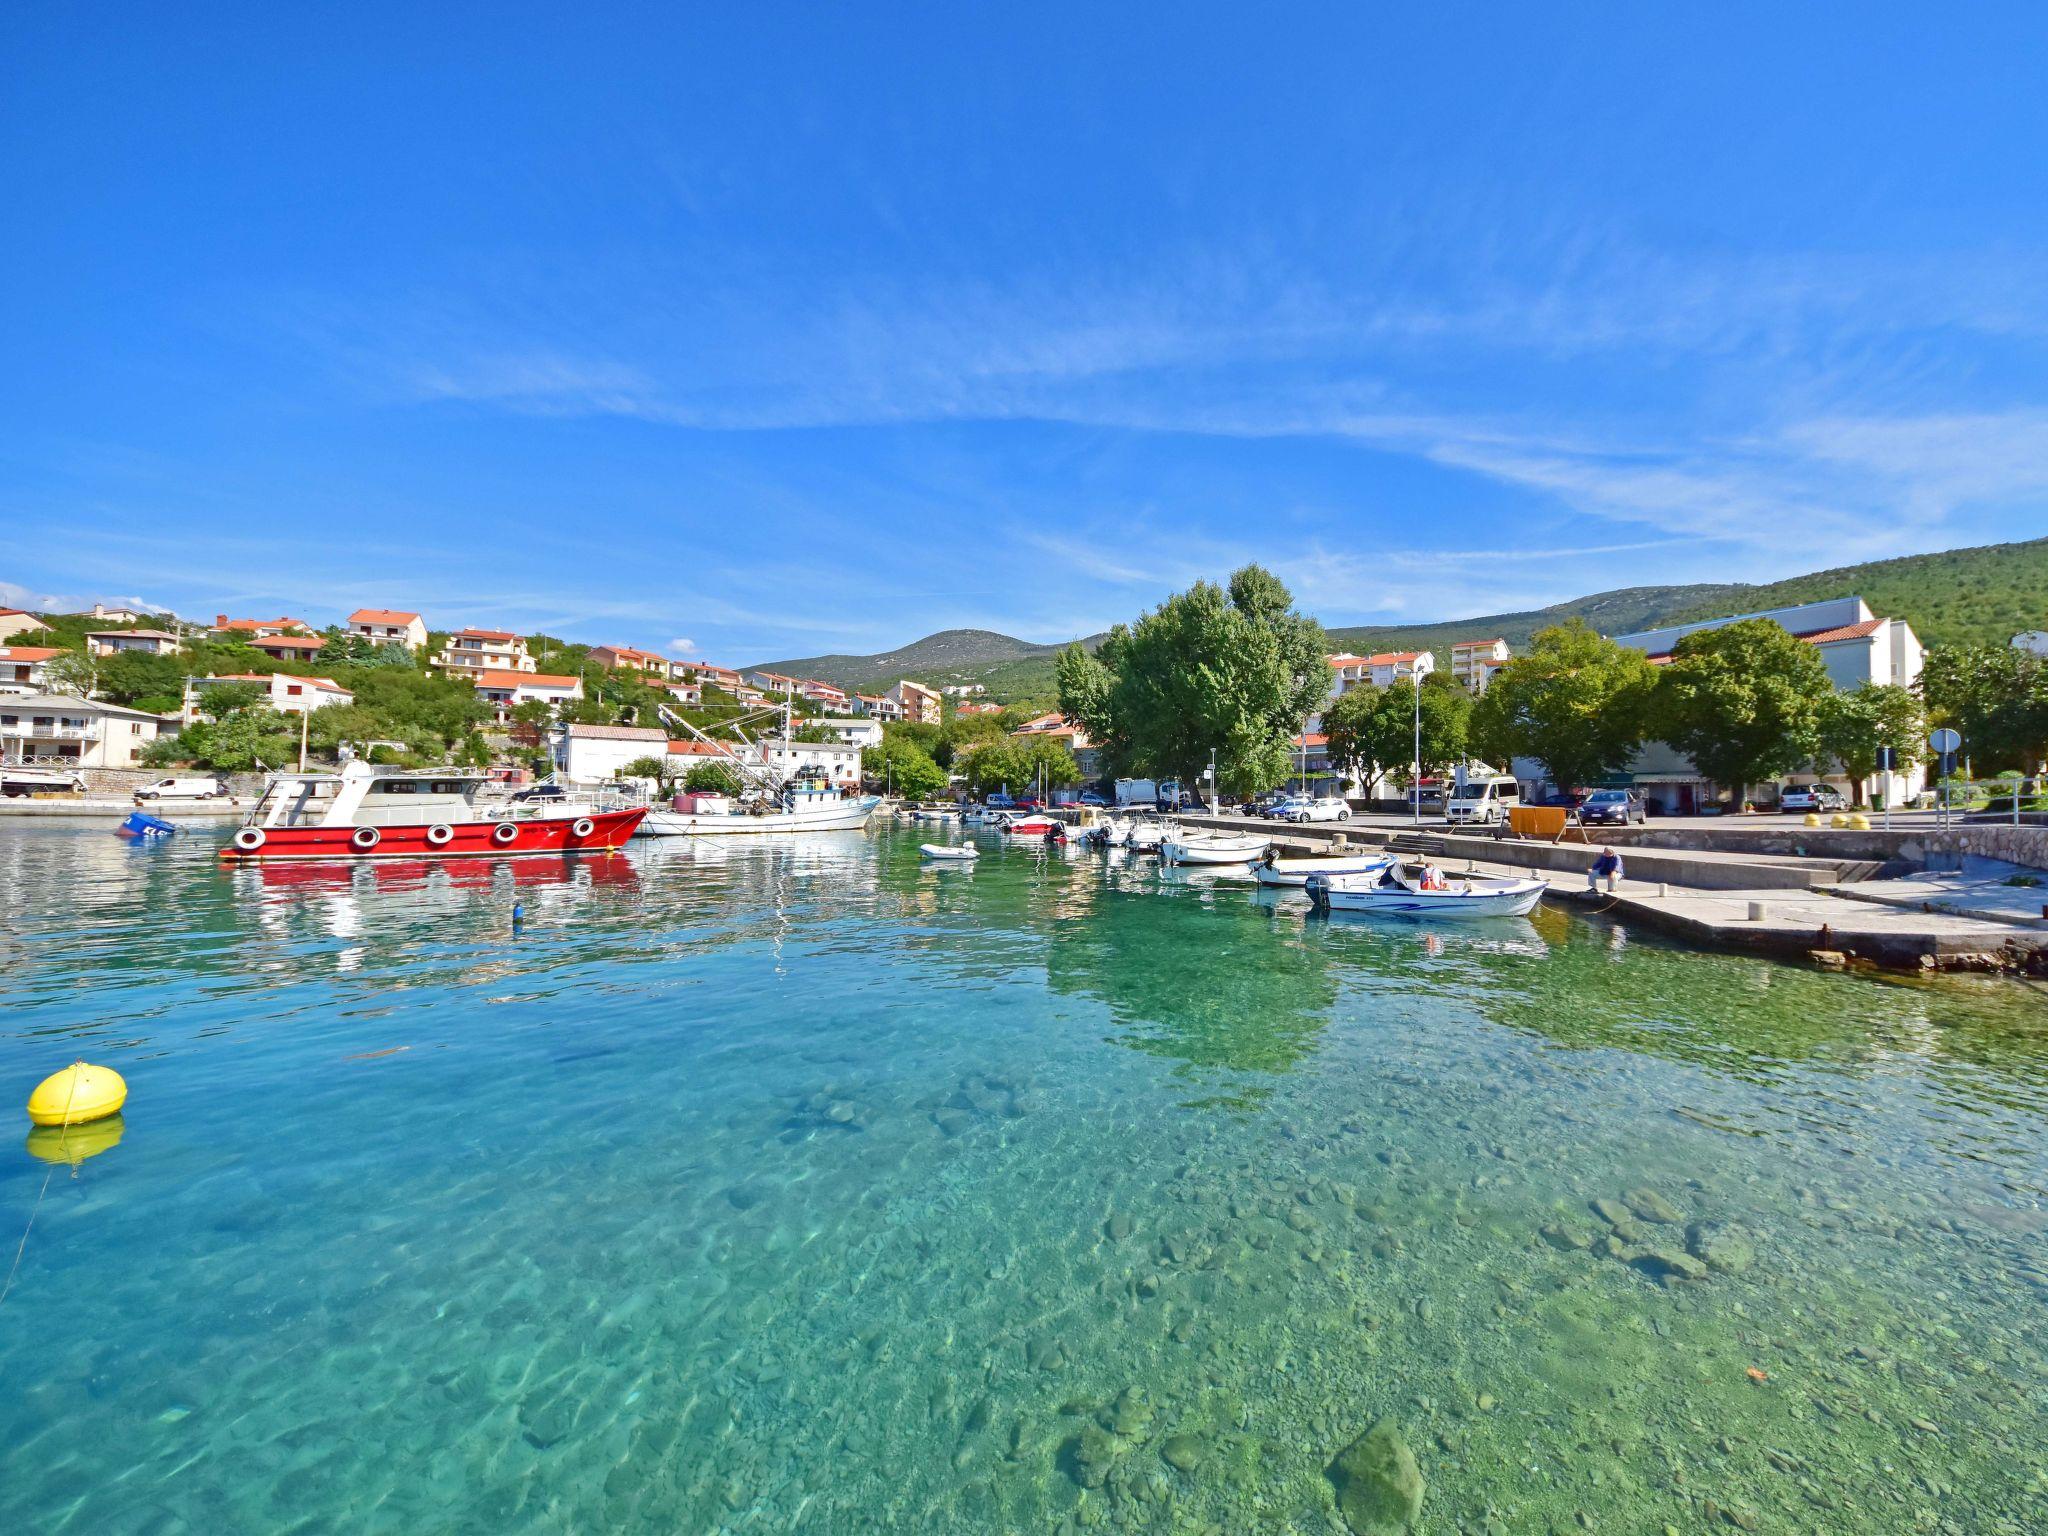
top-left (746, 536), bottom-right (2048, 703)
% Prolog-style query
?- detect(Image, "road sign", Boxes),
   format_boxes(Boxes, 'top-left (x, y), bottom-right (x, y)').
top-left (1929, 727), bottom-right (1961, 754)
top-left (1876, 745), bottom-right (1897, 772)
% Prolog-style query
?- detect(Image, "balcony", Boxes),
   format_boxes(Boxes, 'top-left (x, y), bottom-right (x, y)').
top-left (0, 722), bottom-right (101, 741)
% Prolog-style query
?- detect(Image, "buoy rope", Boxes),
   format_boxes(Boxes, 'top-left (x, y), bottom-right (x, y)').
top-left (0, 1167), bottom-right (55, 1309)
top-left (1, 1063), bottom-right (86, 1308)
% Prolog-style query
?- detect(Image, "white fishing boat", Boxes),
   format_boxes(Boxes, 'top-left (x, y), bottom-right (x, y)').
top-left (1160, 830), bottom-right (1270, 866)
top-left (633, 701), bottom-right (881, 837)
top-left (1305, 862), bottom-right (1546, 918)
top-left (1250, 851), bottom-right (1397, 888)
top-left (919, 842), bottom-right (978, 861)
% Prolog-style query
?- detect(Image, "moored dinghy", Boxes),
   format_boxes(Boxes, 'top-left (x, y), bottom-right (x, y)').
top-left (1160, 829), bottom-right (1271, 866)
top-left (920, 843), bottom-right (979, 861)
top-left (1250, 850), bottom-right (1396, 888)
top-left (1306, 861), bottom-right (1546, 918)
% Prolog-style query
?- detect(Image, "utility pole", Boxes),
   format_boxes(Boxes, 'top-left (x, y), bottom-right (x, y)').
top-left (1411, 670), bottom-right (1422, 826)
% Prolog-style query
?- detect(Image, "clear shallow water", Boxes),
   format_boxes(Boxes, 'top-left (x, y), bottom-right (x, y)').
top-left (1, 823), bottom-right (2044, 1535)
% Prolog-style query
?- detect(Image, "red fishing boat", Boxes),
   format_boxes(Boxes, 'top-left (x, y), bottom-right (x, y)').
top-left (219, 762), bottom-right (644, 863)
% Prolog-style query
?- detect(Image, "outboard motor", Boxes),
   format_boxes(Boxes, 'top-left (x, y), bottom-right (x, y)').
top-left (1303, 872), bottom-right (1332, 910)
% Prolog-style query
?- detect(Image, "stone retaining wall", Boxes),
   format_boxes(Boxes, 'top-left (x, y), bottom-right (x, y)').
top-left (1924, 824), bottom-right (2048, 874)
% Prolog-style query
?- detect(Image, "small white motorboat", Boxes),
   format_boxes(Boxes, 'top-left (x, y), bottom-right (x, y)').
top-left (1161, 831), bottom-right (1271, 866)
top-left (1124, 819), bottom-right (1171, 853)
top-left (1306, 862), bottom-right (1547, 918)
top-left (1250, 851), bottom-right (1397, 888)
top-left (920, 843), bottom-right (979, 861)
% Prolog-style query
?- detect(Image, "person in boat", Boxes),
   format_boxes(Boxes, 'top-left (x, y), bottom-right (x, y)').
top-left (1588, 846), bottom-right (1623, 894)
top-left (1416, 860), bottom-right (1447, 891)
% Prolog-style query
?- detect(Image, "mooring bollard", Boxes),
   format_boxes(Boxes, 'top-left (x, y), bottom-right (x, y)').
top-left (1747, 901), bottom-right (1770, 922)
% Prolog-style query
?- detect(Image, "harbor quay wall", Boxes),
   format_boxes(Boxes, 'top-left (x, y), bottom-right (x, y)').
top-left (1923, 824), bottom-right (2048, 874)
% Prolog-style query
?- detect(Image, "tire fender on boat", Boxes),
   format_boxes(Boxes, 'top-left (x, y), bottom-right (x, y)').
top-left (570, 816), bottom-right (596, 838)
top-left (350, 826), bottom-right (381, 852)
top-left (232, 826), bottom-right (266, 853)
top-left (425, 823), bottom-right (455, 847)
top-left (491, 821), bottom-right (520, 846)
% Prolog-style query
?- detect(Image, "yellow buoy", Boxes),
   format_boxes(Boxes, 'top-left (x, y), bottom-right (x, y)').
top-left (26, 1062), bottom-right (128, 1127)
top-left (25, 1115), bottom-right (125, 1167)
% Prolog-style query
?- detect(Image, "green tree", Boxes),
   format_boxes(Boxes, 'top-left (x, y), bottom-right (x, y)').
top-left (683, 761), bottom-right (745, 797)
top-left (198, 680), bottom-right (268, 717)
top-left (791, 722), bottom-right (841, 745)
top-left (1320, 683), bottom-right (1386, 792)
top-left (1466, 620), bottom-right (1660, 791)
top-left (345, 669), bottom-right (490, 744)
top-left (1653, 619), bottom-right (1832, 794)
top-left (1814, 683), bottom-right (1926, 807)
top-left (864, 737), bottom-right (948, 799)
top-left (619, 753), bottom-right (673, 785)
top-left (958, 736), bottom-right (1081, 795)
top-left (94, 650), bottom-right (185, 708)
top-left (149, 710), bottom-right (299, 771)
top-left (1359, 674), bottom-right (1471, 789)
top-left (42, 651), bottom-right (96, 696)
top-left (1067, 565), bottom-right (1331, 796)
top-left (1919, 643), bottom-right (2048, 774)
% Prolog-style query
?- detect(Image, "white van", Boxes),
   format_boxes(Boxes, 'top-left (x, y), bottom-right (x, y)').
top-left (135, 776), bottom-right (229, 802)
top-left (1443, 774), bottom-right (1519, 826)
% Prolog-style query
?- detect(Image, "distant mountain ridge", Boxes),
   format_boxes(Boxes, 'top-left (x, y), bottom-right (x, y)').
top-left (745, 535), bottom-right (2048, 701)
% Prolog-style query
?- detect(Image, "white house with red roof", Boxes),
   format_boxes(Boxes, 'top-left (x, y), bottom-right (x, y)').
top-left (86, 628), bottom-right (184, 658)
top-left (0, 609), bottom-right (51, 642)
top-left (246, 633), bottom-right (325, 663)
top-left (213, 614), bottom-right (314, 639)
top-left (851, 691), bottom-right (903, 720)
top-left (590, 644), bottom-right (676, 679)
top-left (202, 672), bottom-right (354, 716)
top-left (435, 628), bottom-right (534, 677)
top-left (346, 608), bottom-right (427, 651)
top-left (473, 668), bottom-right (581, 723)
top-left (1012, 711), bottom-right (1100, 778)
top-left (0, 645), bottom-right (61, 695)
top-left (798, 679), bottom-right (848, 709)
top-left (1449, 638), bottom-right (1510, 694)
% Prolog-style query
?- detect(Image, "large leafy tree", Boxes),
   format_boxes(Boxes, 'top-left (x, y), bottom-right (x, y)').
top-left (1467, 620), bottom-right (1660, 791)
top-left (683, 761), bottom-right (745, 797)
top-left (1814, 683), bottom-right (1926, 806)
top-left (94, 650), bottom-right (185, 710)
top-left (1653, 618), bottom-right (1831, 793)
top-left (958, 736), bottom-right (1081, 795)
top-left (1367, 674), bottom-right (1472, 787)
top-left (1058, 565), bottom-right (1331, 796)
top-left (144, 710), bottom-right (299, 771)
top-left (863, 737), bottom-right (949, 799)
top-left (1319, 683), bottom-right (1386, 792)
top-left (1919, 643), bottom-right (2048, 774)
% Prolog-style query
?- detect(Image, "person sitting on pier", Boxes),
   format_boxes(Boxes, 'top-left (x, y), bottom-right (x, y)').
top-left (1588, 846), bottom-right (1623, 894)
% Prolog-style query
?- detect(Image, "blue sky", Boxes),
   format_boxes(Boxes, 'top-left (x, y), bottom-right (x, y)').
top-left (5, 4), bottom-right (2047, 663)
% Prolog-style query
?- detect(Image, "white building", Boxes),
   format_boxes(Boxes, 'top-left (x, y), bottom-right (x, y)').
top-left (799, 680), bottom-right (848, 709)
top-left (764, 739), bottom-right (864, 787)
top-left (887, 678), bottom-right (941, 726)
top-left (852, 692), bottom-right (904, 721)
top-left (0, 646), bottom-right (61, 695)
top-left (346, 608), bottom-right (428, 651)
top-left (1532, 596), bottom-right (1929, 813)
top-left (475, 669), bottom-right (582, 723)
top-left (551, 722), bottom-right (669, 783)
top-left (664, 681), bottom-right (703, 707)
top-left (590, 645), bottom-right (676, 679)
top-left (0, 609), bottom-right (51, 642)
top-left (86, 603), bottom-right (152, 624)
top-left (436, 628), bottom-right (534, 676)
top-left (0, 695), bottom-right (173, 769)
top-left (201, 672), bottom-right (355, 716)
top-left (812, 716), bottom-right (883, 749)
top-left (86, 628), bottom-right (183, 658)
top-left (1449, 638), bottom-right (1509, 694)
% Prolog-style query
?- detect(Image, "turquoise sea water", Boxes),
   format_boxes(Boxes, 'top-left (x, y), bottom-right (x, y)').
top-left (1, 821), bottom-right (2044, 1534)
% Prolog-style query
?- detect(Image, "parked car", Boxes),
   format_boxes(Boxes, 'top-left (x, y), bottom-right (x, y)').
top-left (1284, 795), bottom-right (1353, 824)
top-left (510, 784), bottom-right (569, 803)
top-left (1779, 783), bottom-right (1846, 814)
top-left (984, 791), bottom-right (1016, 809)
top-left (1532, 790), bottom-right (1586, 810)
top-left (1014, 797), bottom-right (1044, 811)
top-left (134, 776), bottom-right (227, 801)
top-left (1075, 790), bottom-right (1108, 807)
top-left (1576, 788), bottom-right (1646, 826)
